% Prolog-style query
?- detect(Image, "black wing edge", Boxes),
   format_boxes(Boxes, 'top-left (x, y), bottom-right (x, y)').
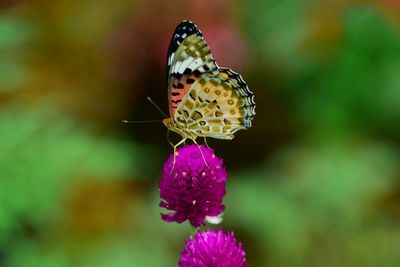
top-left (219, 68), bottom-right (256, 129)
top-left (166, 20), bottom-right (202, 83)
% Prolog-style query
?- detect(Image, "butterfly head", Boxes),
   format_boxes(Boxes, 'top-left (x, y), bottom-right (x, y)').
top-left (163, 118), bottom-right (174, 130)
top-left (163, 117), bottom-right (194, 139)
top-left (163, 117), bottom-right (182, 135)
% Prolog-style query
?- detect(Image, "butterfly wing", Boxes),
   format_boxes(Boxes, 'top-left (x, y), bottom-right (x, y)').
top-left (174, 68), bottom-right (256, 140)
top-left (166, 21), bottom-right (218, 118)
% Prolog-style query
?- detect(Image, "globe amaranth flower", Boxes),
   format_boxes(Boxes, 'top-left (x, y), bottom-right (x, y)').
top-left (159, 144), bottom-right (227, 227)
top-left (179, 229), bottom-right (247, 267)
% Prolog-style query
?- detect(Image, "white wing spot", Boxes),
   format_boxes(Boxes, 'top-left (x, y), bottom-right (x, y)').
top-left (172, 60), bottom-right (183, 73)
top-left (178, 57), bottom-right (194, 73)
top-left (168, 52), bottom-right (175, 66)
top-left (187, 58), bottom-right (203, 70)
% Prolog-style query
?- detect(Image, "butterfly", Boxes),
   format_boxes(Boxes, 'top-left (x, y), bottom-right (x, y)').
top-left (163, 21), bottom-right (256, 153)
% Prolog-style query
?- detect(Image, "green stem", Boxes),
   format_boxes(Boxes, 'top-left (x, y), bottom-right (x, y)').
top-left (191, 227), bottom-right (198, 236)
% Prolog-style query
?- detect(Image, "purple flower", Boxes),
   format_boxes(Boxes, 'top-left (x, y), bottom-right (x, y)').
top-left (159, 144), bottom-right (227, 227)
top-left (179, 229), bottom-right (247, 267)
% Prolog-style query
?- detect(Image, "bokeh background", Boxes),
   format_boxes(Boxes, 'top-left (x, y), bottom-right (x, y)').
top-left (1, 0), bottom-right (400, 266)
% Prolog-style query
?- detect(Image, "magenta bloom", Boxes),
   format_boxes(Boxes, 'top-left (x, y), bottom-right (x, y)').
top-left (159, 144), bottom-right (227, 227)
top-left (179, 229), bottom-right (247, 267)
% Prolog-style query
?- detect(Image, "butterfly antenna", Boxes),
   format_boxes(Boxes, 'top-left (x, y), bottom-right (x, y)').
top-left (122, 120), bottom-right (162, 124)
top-left (146, 97), bottom-right (167, 118)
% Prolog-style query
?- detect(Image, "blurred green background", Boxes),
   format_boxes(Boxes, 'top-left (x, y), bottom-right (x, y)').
top-left (1, 0), bottom-right (400, 266)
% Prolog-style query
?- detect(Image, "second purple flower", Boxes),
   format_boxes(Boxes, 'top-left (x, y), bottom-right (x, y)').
top-left (179, 229), bottom-right (247, 267)
top-left (159, 144), bottom-right (227, 227)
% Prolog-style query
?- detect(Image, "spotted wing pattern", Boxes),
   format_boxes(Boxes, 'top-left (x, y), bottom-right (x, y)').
top-left (174, 68), bottom-right (256, 140)
top-left (166, 21), bottom-right (218, 117)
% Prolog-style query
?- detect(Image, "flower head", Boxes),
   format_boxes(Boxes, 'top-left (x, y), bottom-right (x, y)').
top-left (159, 144), bottom-right (227, 227)
top-left (179, 229), bottom-right (247, 267)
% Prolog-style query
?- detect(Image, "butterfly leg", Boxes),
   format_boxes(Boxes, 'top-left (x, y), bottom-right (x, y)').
top-left (170, 137), bottom-right (187, 175)
top-left (167, 129), bottom-right (174, 147)
top-left (203, 137), bottom-right (210, 148)
top-left (192, 138), bottom-right (209, 169)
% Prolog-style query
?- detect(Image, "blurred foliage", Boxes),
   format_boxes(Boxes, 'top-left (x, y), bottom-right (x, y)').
top-left (227, 139), bottom-right (400, 266)
top-left (243, 0), bottom-right (308, 69)
top-left (0, 17), bottom-right (34, 90)
top-left (286, 6), bottom-right (400, 137)
top-left (0, 104), bottom-right (137, 237)
top-left (1, 0), bottom-right (400, 267)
